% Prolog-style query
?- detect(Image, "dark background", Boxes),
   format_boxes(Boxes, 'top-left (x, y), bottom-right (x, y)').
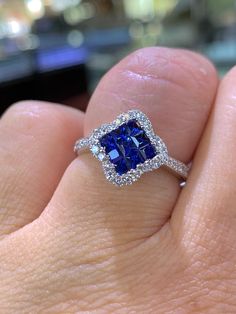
top-left (0, 0), bottom-right (236, 114)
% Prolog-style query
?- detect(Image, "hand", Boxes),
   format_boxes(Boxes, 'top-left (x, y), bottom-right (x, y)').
top-left (0, 47), bottom-right (235, 313)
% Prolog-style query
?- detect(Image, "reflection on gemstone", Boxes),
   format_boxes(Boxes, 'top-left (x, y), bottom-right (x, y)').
top-left (100, 120), bottom-right (156, 175)
top-left (108, 149), bottom-right (119, 160)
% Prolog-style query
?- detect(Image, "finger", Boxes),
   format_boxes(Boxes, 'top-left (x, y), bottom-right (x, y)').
top-left (43, 47), bottom-right (218, 247)
top-left (0, 101), bottom-right (84, 238)
top-left (172, 66), bottom-right (236, 254)
top-left (85, 48), bottom-right (217, 161)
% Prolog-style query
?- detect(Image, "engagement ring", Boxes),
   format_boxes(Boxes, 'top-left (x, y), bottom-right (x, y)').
top-left (74, 110), bottom-right (190, 186)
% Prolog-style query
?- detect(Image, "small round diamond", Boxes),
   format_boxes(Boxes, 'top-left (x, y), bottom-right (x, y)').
top-left (98, 153), bottom-right (105, 161)
top-left (91, 145), bottom-right (99, 155)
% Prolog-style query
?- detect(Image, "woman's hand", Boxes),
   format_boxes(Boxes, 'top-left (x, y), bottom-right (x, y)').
top-left (1, 47), bottom-right (235, 313)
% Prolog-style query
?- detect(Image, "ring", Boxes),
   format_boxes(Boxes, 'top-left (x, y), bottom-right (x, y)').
top-left (74, 110), bottom-right (190, 186)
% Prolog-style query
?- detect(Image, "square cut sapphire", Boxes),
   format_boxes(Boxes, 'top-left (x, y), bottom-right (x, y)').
top-left (100, 120), bottom-right (157, 175)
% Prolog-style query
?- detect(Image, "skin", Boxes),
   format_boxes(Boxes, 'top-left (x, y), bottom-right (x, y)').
top-left (0, 47), bottom-right (235, 313)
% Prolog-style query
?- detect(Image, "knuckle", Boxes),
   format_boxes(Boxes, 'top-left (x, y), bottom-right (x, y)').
top-left (122, 47), bottom-right (215, 92)
top-left (2, 100), bottom-right (68, 136)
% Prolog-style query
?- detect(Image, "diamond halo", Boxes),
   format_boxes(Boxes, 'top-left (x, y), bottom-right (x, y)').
top-left (75, 110), bottom-right (168, 186)
top-left (74, 110), bottom-right (189, 186)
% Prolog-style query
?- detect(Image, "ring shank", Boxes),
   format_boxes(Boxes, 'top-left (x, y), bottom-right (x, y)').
top-left (163, 156), bottom-right (189, 180)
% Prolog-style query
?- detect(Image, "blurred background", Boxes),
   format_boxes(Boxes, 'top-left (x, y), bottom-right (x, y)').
top-left (0, 0), bottom-right (235, 113)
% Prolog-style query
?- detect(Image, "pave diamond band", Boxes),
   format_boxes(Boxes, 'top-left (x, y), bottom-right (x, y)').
top-left (74, 110), bottom-right (190, 186)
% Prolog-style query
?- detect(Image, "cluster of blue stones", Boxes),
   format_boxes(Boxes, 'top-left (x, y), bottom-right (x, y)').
top-left (100, 119), bottom-right (157, 175)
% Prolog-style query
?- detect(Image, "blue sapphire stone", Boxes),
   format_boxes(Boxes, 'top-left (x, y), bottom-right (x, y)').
top-left (100, 120), bottom-right (157, 175)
